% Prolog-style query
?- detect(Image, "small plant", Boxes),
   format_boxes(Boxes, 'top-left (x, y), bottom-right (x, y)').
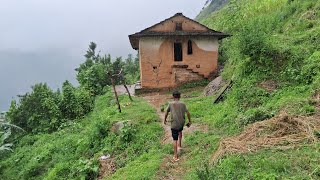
top-left (119, 122), bottom-right (136, 143)
top-left (76, 158), bottom-right (99, 179)
top-left (196, 163), bottom-right (215, 180)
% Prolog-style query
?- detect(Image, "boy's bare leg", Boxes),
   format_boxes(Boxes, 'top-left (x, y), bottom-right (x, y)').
top-left (178, 131), bottom-right (182, 149)
top-left (173, 140), bottom-right (178, 159)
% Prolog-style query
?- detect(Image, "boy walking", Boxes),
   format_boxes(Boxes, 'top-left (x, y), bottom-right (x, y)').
top-left (164, 91), bottom-right (191, 162)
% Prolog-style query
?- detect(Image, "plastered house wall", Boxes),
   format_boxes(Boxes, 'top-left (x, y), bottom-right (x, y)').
top-left (139, 36), bottom-right (219, 88)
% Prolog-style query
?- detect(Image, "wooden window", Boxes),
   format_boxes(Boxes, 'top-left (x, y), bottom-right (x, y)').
top-left (187, 40), bottom-right (193, 55)
top-left (174, 43), bottom-right (183, 61)
top-left (176, 22), bottom-right (182, 31)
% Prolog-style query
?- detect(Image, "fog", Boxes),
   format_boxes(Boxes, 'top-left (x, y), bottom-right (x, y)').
top-left (0, 0), bottom-right (206, 111)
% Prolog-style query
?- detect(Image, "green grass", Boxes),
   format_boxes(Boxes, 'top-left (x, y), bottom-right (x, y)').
top-left (180, 0), bottom-right (320, 179)
top-left (109, 151), bottom-right (163, 180)
top-left (0, 92), bottom-right (162, 180)
top-left (195, 144), bottom-right (320, 179)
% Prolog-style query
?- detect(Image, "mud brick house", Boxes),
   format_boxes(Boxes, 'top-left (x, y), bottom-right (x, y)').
top-left (129, 13), bottom-right (229, 90)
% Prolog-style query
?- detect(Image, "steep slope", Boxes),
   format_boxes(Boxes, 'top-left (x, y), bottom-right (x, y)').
top-left (0, 92), bottom-right (163, 179)
top-left (195, 0), bottom-right (230, 21)
top-left (183, 0), bottom-right (320, 178)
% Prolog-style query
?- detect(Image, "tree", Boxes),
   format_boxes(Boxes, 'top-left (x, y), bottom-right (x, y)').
top-left (76, 43), bottom-right (140, 96)
top-left (112, 57), bottom-right (125, 85)
top-left (7, 83), bottom-right (62, 133)
top-left (60, 81), bottom-right (94, 119)
top-left (60, 81), bottom-right (78, 119)
top-left (124, 54), bottom-right (140, 84)
top-left (76, 43), bottom-right (113, 96)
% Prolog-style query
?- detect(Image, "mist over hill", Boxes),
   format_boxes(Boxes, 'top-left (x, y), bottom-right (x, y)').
top-left (0, 49), bottom-right (79, 111)
top-left (0, 0), bottom-right (206, 111)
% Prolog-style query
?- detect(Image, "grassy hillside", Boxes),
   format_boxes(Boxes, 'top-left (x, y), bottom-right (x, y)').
top-left (201, 0), bottom-right (320, 118)
top-left (184, 0), bottom-right (320, 178)
top-left (0, 92), bottom-right (163, 179)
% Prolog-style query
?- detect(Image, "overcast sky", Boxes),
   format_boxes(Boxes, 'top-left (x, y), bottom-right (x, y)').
top-left (0, 0), bottom-right (206, 111)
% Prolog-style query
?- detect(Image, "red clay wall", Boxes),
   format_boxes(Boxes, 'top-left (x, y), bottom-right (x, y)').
top-left (139, 36), bottom-right (219, 88)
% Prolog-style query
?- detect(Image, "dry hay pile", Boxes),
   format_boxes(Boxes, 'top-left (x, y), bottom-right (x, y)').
top-left (259, 80), bottom-right (278, 93)
top-left (211, 112), bottom-right (320, 163)
top-left (98, 158), bottom-right (117, 179)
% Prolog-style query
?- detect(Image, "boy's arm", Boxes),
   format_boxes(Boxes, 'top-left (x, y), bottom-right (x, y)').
top-left (185, 104), bottom-right (191, 126)
top-left (164, 111), bottom-right (168, 124)
top-left (186, 111), bottom-right (191, 125)
top-left (164, 105), bottom-right (170, 124)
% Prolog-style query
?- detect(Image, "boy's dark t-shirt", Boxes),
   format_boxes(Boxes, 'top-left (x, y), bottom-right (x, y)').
top-left (166, 101), bottom-right (188, 130)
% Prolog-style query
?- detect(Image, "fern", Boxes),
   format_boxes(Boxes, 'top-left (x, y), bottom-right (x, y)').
top-left (0, 119), bottom-right (24, 152)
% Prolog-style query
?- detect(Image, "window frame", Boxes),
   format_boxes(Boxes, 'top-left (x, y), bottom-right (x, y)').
top-left (175, 22), bottom-right (182, 31)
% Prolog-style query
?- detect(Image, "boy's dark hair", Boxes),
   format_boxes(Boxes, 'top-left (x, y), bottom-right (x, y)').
top-left (172, 91), bottom-right (181, 99)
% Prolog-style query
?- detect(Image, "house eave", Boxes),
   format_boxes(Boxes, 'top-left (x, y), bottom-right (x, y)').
top-left (129, 33), bottom-right (231, 50)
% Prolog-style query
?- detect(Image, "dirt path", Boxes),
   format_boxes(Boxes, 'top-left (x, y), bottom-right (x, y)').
top-left (100, 88), bottom-right (208, 179)
top-left (114, 85), bottom-right (136, 96)
top-left (141, 92), bottom-right (208, 180)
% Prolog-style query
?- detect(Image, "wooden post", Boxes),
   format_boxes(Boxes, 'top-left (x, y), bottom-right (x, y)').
top-left (117, 68), bottom-right (133, 102)
top-left (108, 72), bottom-right (121, 113)
top-left (123, 83), bottom-right (133, 101)
top-left (213, 80), bottom-right (233, 104)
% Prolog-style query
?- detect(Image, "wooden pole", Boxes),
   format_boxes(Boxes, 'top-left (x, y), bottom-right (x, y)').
top-left (123, 83), bottom-right (133, 101)
top-left (108, 72), bottom-right (121, 113)
top-left (117, 68), bottom-right (133, 102)
top-left (213, 80), bottom-right (233, 104)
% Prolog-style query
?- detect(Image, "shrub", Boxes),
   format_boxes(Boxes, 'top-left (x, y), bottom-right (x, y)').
top-left (7, 83), bottom-right (62, 133)
top-left (119, 122), bottom-right (136, 144)
top-left (60, 81), bottom-right (94, 120)
top-left (300, 51), bottom-right (320, 84)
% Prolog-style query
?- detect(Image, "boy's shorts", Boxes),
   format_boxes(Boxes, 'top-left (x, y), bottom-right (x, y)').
top-left (171, 127), bottom-right (183, 140)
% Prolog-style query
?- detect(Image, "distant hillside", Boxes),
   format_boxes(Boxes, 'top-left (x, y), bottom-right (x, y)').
top-left (195, 0), bottom-right (229, 21)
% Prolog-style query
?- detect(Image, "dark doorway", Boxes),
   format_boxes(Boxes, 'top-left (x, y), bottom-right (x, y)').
top-left (174, 43), bottom-right (182, 61)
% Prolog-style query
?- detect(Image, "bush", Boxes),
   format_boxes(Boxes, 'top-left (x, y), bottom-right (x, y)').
top-left (76, 43), bottom-right (140, 96)
top-left (7, 83), bottom-right (62, 133)
top-left (60, 81), bottom-right (94, 120)
top-left (119, 122), bottom-right (136, 144)
top-left (300, 51), bottom-right (320, 84)
top-left (7, 82), bottom-right (94, 134)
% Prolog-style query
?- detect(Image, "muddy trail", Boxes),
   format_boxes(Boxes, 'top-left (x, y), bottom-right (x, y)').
top-left (141, 92), bottom-right (208, 180)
